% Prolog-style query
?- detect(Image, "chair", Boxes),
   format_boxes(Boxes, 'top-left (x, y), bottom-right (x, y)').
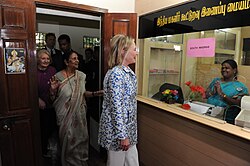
top-left (151, 83), bottom-right (184, 104)
top-left (223, 105), bottom-right (241, 124)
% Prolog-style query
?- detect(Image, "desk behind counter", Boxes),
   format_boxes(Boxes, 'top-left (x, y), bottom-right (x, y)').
top-left (137, 96), bottom-right (250, 166)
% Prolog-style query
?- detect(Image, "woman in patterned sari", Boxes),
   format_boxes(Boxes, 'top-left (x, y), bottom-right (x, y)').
top-left (206, 59), bottom-right (249, 124)
top-left (50, 50), bottom-right (103, 166)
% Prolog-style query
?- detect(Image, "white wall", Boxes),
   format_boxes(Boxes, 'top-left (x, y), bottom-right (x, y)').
top-left (61, 0), bottom-right (135, 13)
top-left (135, 0), bottom-right (190, 15)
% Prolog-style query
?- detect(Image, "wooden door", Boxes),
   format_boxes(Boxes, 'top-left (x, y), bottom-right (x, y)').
top-left (88, 12), bottom-right (137, 152)
top-left (0, 0), bottom-right (41, 166)
top-left (102, 13), bottom-right (137, 76)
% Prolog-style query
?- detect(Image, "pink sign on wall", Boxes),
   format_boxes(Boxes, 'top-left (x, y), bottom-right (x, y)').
top-left (187, 38), bottom-right (215, 57)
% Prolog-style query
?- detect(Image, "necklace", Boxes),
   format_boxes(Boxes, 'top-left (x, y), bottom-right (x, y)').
top-left (38, 66), bottom-right (47, 71)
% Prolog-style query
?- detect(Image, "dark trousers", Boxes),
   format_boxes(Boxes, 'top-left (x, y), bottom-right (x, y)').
top-left (40, 108), bottom-right (58, 155)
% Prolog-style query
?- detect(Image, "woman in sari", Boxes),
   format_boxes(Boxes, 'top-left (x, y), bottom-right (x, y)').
top-left (50, 50), bottom-right (103, 166)
top-left (206, 59), bottom-right (249, 124)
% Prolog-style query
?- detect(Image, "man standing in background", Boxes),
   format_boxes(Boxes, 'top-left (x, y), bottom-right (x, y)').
top-left (58, 34), bottom-right (86, 73)
top-left (85, 46), bottom-right (99, 91)
top-left (44, 33), bottom-right (64, 72)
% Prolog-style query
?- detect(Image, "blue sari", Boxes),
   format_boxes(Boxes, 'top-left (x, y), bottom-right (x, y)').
top-left (207, 78), bottom-right (249, 124)
top-left (207, 78), bottom-right (249, 107)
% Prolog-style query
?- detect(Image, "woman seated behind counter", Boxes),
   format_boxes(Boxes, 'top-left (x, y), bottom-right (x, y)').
top-left (205, 59), bottom-right (249, 124)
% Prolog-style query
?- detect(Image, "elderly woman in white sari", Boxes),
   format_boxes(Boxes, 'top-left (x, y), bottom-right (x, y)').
top-left (49, 50), bottom-right (103, 166)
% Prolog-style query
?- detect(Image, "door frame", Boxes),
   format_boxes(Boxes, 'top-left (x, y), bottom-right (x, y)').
top-left (34, 0), bottom-right (108, 152)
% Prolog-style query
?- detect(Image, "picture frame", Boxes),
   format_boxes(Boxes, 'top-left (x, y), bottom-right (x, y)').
top-left (4, 48), bottom-right (26, 74)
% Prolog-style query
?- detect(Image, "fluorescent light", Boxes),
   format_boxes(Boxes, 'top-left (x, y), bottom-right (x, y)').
top-left (36, 7), bottom-right (101, 21)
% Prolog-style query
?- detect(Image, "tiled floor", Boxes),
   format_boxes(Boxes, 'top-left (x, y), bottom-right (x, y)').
top-left (42, 146), bottom-right (106, 166)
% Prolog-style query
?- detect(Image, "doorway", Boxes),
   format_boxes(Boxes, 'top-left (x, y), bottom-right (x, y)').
top-left (36, 5), bottom-right (103, 153)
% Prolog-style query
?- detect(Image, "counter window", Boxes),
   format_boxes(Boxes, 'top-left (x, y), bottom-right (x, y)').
top-left (138, 26), bottom-right (250, 125)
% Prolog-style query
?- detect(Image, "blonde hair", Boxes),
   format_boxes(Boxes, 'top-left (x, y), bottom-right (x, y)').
top-left (108, 34), bottom-right (134, 68)
top-left (37, 49), bottom-right (52, 64)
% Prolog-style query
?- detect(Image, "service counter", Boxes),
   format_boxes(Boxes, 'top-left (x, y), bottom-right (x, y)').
top-left (137, 95), bottom-right (250, 166)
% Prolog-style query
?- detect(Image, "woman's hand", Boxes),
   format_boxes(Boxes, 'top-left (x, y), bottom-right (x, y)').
top-left (214, 81), bottom-right (223, 95)
top-left (214, 81), bottom-right (221, 94)
top-left (49, 76), bottom-right (60, 95)
top-left (205, 87), bottom-right (215, 98)
top-left (39, 98), bottom-right (46, 110)
top-left (214, 81), bottom-right (241, 105)
top-left (94, 90), bottom-right (104, 96)
top-left (85, 90), bottom-right (104, 98)
top-left (120, 138), bottom-right (130, 151)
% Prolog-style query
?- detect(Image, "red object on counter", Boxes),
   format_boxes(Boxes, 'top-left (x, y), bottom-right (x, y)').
top-left (182, 103), bottom-right (191, 110)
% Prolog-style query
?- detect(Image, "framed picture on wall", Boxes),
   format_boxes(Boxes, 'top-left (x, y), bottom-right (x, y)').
top-left (4, 48), bottom-right (26, 74)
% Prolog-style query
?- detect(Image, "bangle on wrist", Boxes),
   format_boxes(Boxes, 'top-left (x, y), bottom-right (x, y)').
top-left (220, 93), bottom-right (226, 98)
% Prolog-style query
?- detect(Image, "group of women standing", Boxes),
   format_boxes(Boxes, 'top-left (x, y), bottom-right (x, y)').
top-left (37, 49), bottom-right (103, 165)
top-left (37, 34), bottom-right (139, 166)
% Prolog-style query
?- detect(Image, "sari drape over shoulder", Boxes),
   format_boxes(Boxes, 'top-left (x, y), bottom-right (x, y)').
top-left (207, 78), bottom-right (249, 107)
top-left (53, 70), bottom-right (88, 166)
